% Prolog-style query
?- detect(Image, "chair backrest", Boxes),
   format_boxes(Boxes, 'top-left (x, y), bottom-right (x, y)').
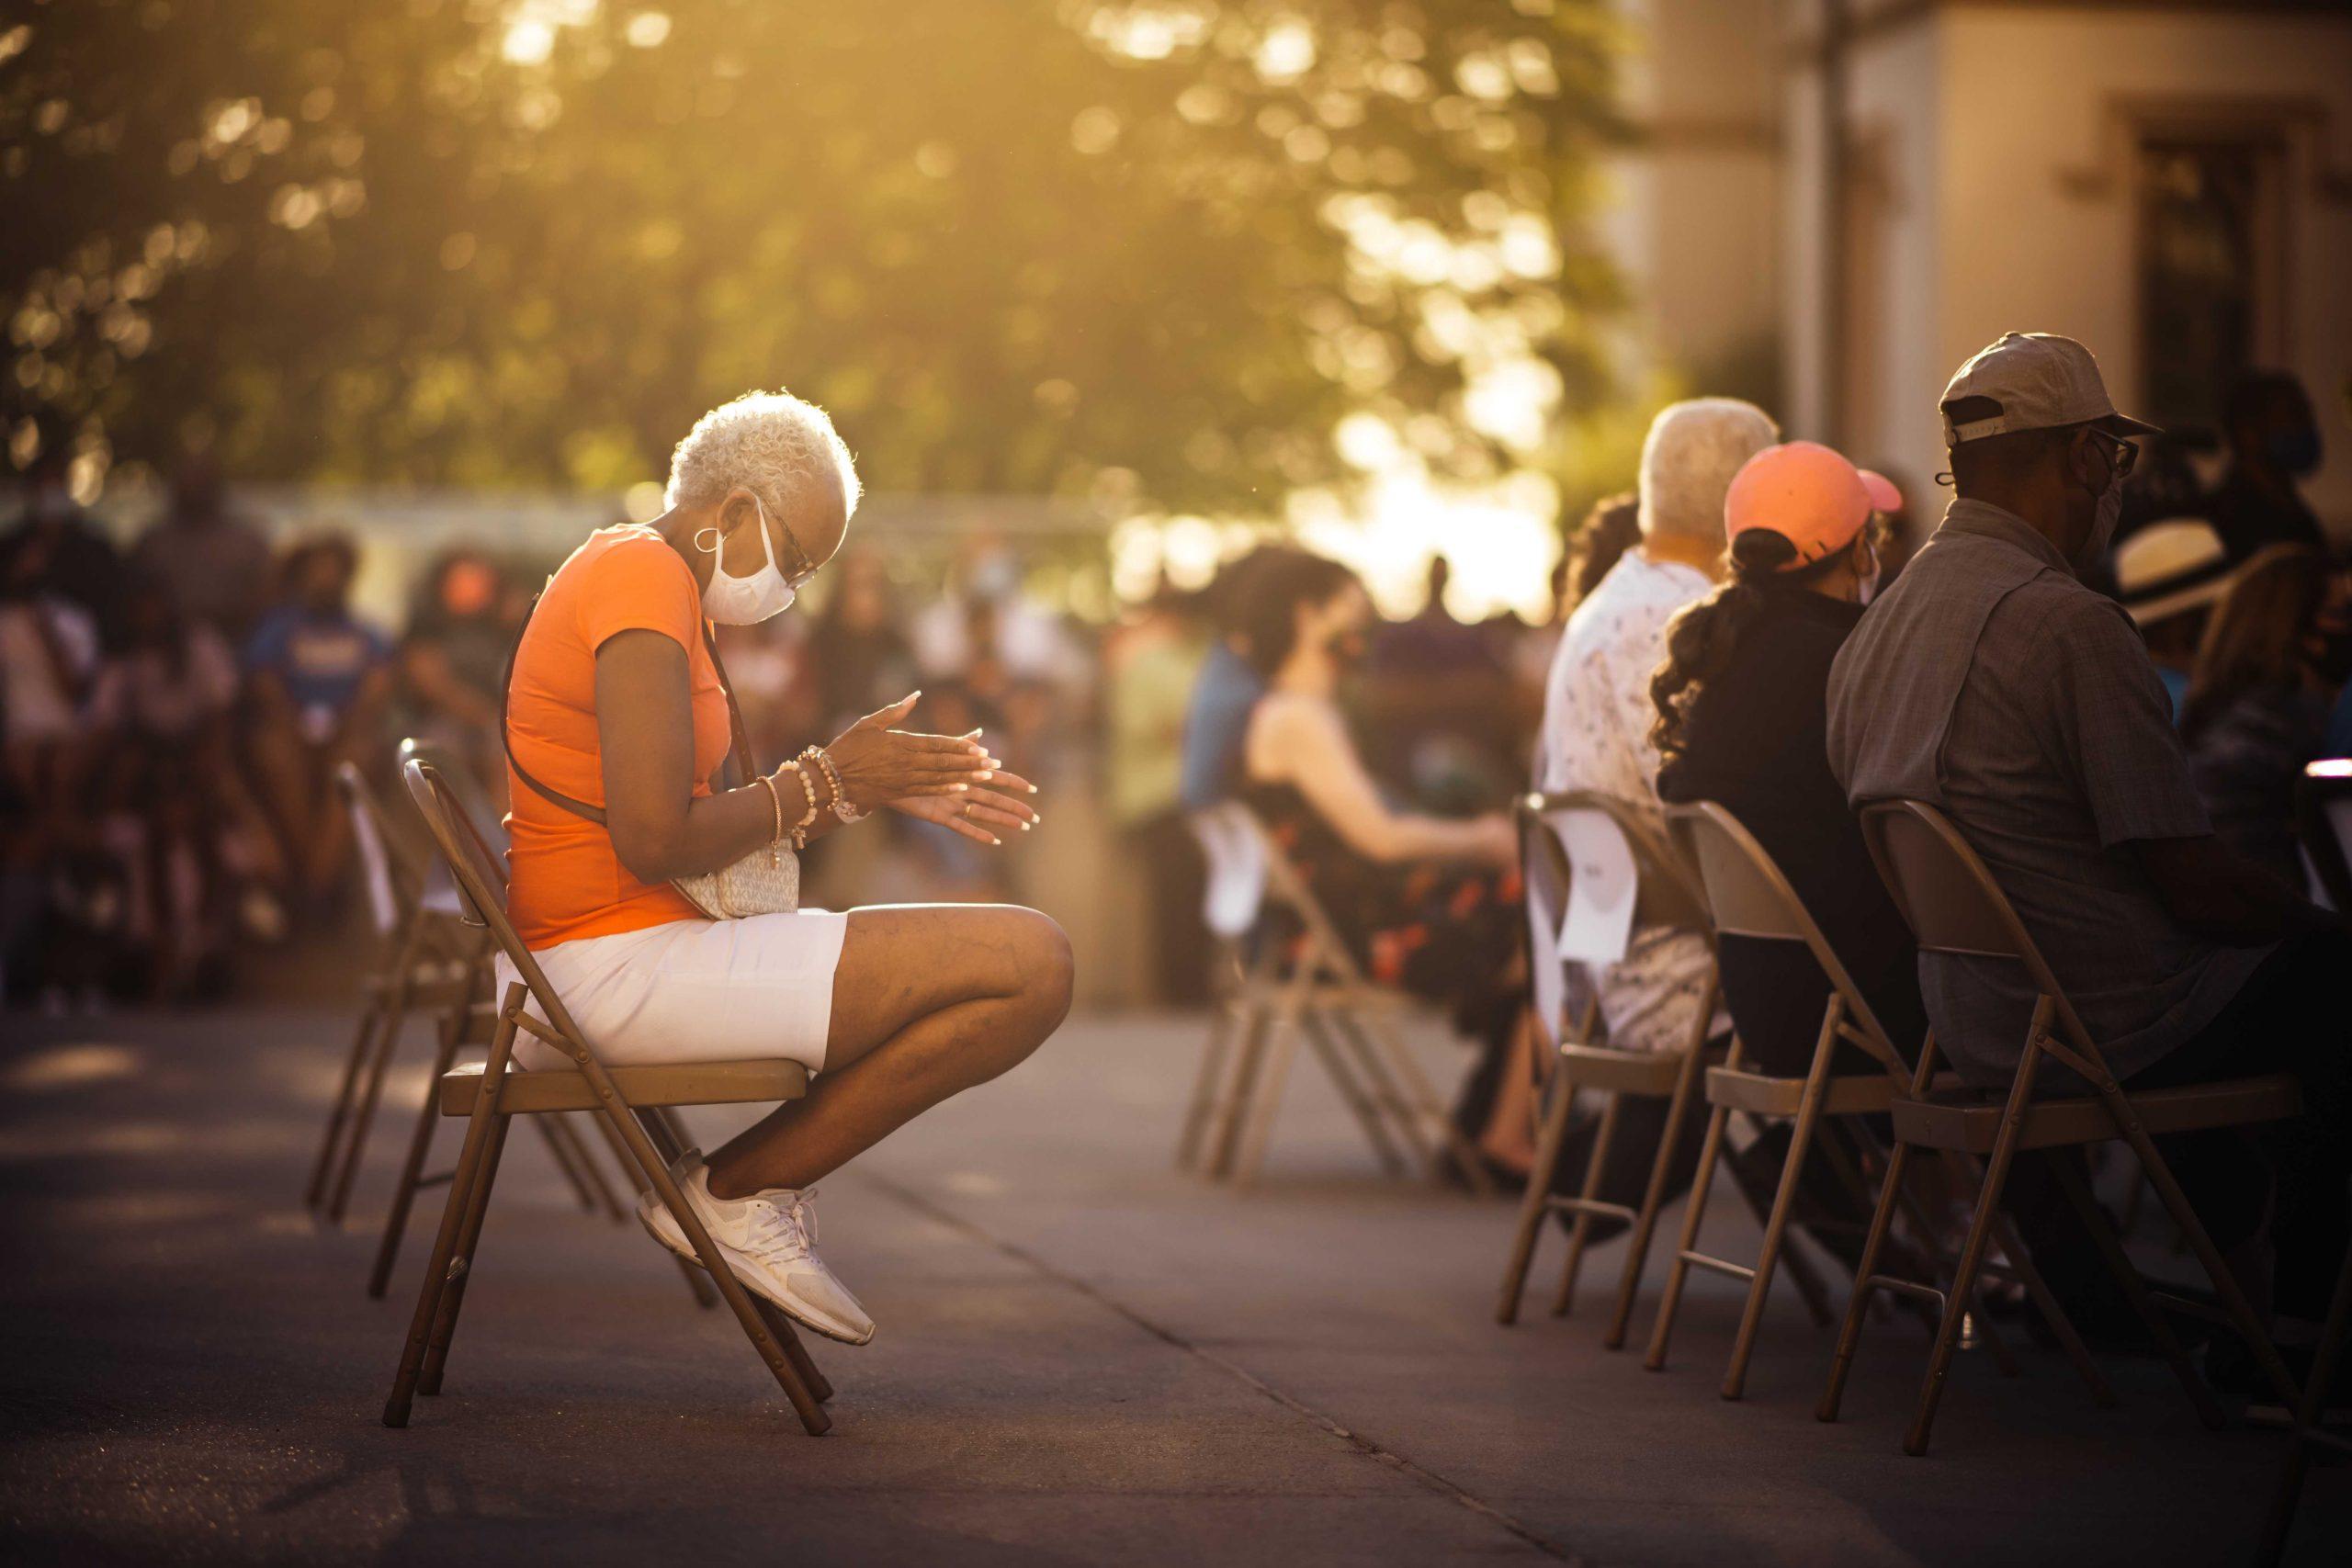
top-left (1664, 799), bottom-right (1905, 1071)
top-left (1225, 802), bottom-right (1374, 984)
top-left (337, 761), bottom-right (417, 938)
top-left (1855, 799), bottom-right (2033, 963)
top-left (401, 757), bottom-right (595, 1056)
top-left (2297, 759), bottom-right (2352, 911)
top-left (1187, 801), bottom-right (1268, 942)
top-left (1521, 790), bottom-right (1709, 959)
top-left (398, 737), bottom-right (501, 919)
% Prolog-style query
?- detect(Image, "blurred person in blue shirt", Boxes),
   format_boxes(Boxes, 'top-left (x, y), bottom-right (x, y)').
top-left (1178, 545), bottom-right (1295, 812)
top-left (243, 532), bottom-right (391, 908)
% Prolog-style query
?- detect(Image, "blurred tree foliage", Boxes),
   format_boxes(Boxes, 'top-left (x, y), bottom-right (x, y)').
top-left (3, 0), bottom-right (1619, 510)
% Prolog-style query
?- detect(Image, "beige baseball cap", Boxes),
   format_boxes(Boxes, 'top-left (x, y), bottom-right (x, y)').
top-left (1939, 332), bottom-right (2162, 446)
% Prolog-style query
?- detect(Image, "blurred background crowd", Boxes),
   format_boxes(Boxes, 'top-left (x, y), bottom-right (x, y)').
top-left (5, 350), bottom-right (2342, 1019)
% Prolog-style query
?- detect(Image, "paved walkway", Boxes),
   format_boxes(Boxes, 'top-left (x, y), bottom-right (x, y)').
top-left (2, 1006), bottom-right (2343, 1565)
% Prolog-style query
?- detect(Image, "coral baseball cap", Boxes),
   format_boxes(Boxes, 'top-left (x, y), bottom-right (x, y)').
top-left (1724, 441), bottom-right (1902, 568)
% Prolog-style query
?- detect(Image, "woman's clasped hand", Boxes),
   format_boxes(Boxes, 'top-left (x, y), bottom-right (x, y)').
top-left (807, 694), bottom-right (1044, 845)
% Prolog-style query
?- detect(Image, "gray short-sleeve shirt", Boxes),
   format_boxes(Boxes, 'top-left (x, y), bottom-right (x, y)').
top-left (1825, 500), bottom-right (2274, 1086)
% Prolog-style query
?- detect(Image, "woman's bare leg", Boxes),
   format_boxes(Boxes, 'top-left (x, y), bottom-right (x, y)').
top-left (703, 904), bottom-right (1073, 1198)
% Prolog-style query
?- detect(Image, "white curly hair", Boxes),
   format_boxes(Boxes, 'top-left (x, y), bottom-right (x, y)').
top-left (663, 389), bottom-right (862, 525)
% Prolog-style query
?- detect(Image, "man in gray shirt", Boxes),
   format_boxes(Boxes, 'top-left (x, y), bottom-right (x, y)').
top-left (1826, 332), bottom-right (2346, 1335)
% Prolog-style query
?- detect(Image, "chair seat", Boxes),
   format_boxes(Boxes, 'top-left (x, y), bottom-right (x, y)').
top-left (1890, 1073), bottom-right (2301, 1154)
top-left (1706, 1066), bottom-right (1899, 1118)
top-left (439, 1056), bottom-right (810, 1116)
top-left (1559, 1041), bottom-right (1706, 1095)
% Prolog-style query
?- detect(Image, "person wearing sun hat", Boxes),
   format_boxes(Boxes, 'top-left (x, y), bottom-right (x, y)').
top-left (1824, 333), bottom-right (2350, 1375)
top-left (2115, 516), bottom-right (2237, 717)
top-left (1651, 440), bottom-right (1915, 1084)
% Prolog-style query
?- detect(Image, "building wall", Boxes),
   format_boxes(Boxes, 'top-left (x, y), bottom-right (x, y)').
top-left (1935, 6), bottom-right (2352, 533)
top-left (1602, 0), bottom-right (1784, 401)
top-left (1781, 4), bottom-right (2352, 531)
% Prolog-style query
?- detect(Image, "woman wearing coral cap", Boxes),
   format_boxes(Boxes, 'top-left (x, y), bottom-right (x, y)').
top-left (1646, 440), bottom-right (1917, 1079)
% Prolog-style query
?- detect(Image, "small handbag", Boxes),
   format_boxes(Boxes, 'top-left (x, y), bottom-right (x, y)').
top-left (501, 600), bottom-right (798, 921)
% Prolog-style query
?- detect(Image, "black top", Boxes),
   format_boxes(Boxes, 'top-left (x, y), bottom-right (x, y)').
top-left (1656, 587), bottom-right (1925, 1074)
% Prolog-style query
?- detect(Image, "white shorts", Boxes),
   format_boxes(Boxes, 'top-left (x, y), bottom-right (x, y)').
top-left (492, 911), bottom-right (850, 1075)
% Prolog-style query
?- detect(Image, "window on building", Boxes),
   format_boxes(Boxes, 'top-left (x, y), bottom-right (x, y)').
top-left (2135, 130), bottom-right (2288, 434)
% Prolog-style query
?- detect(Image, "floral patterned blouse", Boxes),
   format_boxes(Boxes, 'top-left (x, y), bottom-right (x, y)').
top-left (1533, 551), bottom-right (1724, 1055)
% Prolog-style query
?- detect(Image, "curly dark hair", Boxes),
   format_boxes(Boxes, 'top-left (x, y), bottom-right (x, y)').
top-left (1649, 524), bottom-right (1870, 764)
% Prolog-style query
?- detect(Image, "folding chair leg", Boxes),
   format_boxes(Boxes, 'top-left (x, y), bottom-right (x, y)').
top-left (2109, 1108), bottom-right (2301, 1409)
top-left (596, 1093), bottom-right (831, 1435)
top-left (1231, 992), bottom-right (1307, 1190)
top-left (1606, 1035), bottom-right (1710, 1350)
top-left (754, 1299), bottom-right (835, 1404)
top-left (1903, 1053), bottom-right (2044, 1457)
top-left (587, 1108), bottom-right (719, 1310)
top-left (326, 967), bottom-right (416, 1224)
top-left (1988, 1207), bottom-right (2114, 1407)
top-left (1352, 1010), bottom-right (1492, 1195)
top-left (1552, 1090), bottom-right (1623, 1318)
top-left (366, 1016), bottom-right (463, 1300)
top-left (2256, 1238), bottom-right (2352, 1567)
top-left (532, 1112), bottom-right (602, 1213)
top-left (1883, 1155), bottom-right (2010, 1376)
top-left (1724, 1058), bottom-right (1835, 1400)
top-left (1324, 1009), bottom-right (1430, 1173)
top-left (1301, 1008), bottom-right (1408, 1177)
top-left (385, 1001), bottom-right (517, 1429)
top-left (2049, 1150), bottom-right (2223, 1431)
top-left (1177, 973), bottom-right (1240, 1169)
top-left (1205, 994), bottom-right (1274, 1180)
top-left (1498, 1068), bottom-right (1577, 1325)
top-left (309, 985), bottom-right (387, 1209)
top-left (1817, 1140), bottom-right (1916, 1425)
top-left (418, 1110), bottom-right (512, 1397)
top-left (1645, 1098), bottom-right (1734, 1371)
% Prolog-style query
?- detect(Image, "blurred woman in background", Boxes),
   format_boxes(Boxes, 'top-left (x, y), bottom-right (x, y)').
top-left (1237, 550), bottom-right (1521, 1055)
top-left (2183, 545), bottom-right (2335, 882)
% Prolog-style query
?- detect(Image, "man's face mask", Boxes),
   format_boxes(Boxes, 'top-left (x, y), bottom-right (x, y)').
top-left (2075, 431), bottom-right (2129, 571)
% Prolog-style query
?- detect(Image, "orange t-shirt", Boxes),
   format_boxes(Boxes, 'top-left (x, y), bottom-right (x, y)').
top-left (503, 526), bottom-right (732, 948)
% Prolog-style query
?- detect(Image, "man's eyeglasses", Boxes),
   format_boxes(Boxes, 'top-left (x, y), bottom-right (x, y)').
top-left (2085, 427), bottom-right (2140, 483)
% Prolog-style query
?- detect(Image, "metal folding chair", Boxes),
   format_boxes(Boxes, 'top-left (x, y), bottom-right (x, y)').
top-left (383, 757), bottom-right (833, 1435)
top-left (1188, 801), bottom-right (1492, 1193)
top-left (1649, 801), bottom-right (2099, 1403)
top-left (1495, 791), bottom-right (1727, 1346)
top-left (1173, 805), bottom-right (1277, 1170)
top-left (1820, 798), bottom-right (2305, 1455)
top-left (359, 740), bottom-right (649, 1302)
top-left (2255, 1224), bottom-right (2352, 1564)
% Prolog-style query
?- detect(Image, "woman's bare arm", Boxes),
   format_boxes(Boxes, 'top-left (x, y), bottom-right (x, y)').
top-left (1257, 696), bottom-right (1510, 865)
top-left (595, 630), bottom-right (799, 884)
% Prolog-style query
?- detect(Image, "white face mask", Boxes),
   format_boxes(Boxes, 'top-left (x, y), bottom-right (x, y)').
top-left (694, 499), bottom-right (797, 625)
top-left (1857, 541), bottom-right (1883, 605)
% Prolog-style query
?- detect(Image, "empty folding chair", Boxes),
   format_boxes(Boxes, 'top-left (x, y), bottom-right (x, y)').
top-left (1199, 801), bottom-right (1491, 1193)
top-left (1174, 804), bottom-right (1274, 1170)
top-left (1647, 801), bottom-right (2100, 1404)
top-left (306, 760), bottom-right (498, 1223)
top-left (1820, 798), bottom-right (2305, 1456)
top-left (384, 757), bottom-right (833, 1434)
top-left (1495, 791), bottom-right (1726, 1346)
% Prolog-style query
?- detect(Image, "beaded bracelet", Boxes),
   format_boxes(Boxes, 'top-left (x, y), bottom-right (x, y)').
top-left (803, 744), bottom-right (861, 823)
top-left (777, 759), bottom-right (820, 850)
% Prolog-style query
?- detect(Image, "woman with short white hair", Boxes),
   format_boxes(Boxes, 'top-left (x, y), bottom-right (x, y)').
top-left (498, 389), bottom-right (1073, 1348)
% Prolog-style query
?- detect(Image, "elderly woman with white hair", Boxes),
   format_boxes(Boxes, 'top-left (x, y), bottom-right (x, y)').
top-left (497, 389), bottom-right (1072, 1348)
top-left (1495, 399), bottom-right (1775, 1198)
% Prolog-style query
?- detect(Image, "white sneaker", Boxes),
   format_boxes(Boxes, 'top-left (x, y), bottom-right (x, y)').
top-left (638, 1151), bottom-right (875, 1346)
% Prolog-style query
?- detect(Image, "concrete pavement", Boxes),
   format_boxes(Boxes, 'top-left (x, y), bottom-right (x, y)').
top-left (1, 1005), bottom-right (2343, 1565)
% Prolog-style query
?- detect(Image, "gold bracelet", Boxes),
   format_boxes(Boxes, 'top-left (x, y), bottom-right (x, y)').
top-left (756, 774), bottom-right (786, 867)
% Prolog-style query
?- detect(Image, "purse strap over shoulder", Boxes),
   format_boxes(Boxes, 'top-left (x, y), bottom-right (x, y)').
top-left (500, 579), bottom-right (763, 831)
